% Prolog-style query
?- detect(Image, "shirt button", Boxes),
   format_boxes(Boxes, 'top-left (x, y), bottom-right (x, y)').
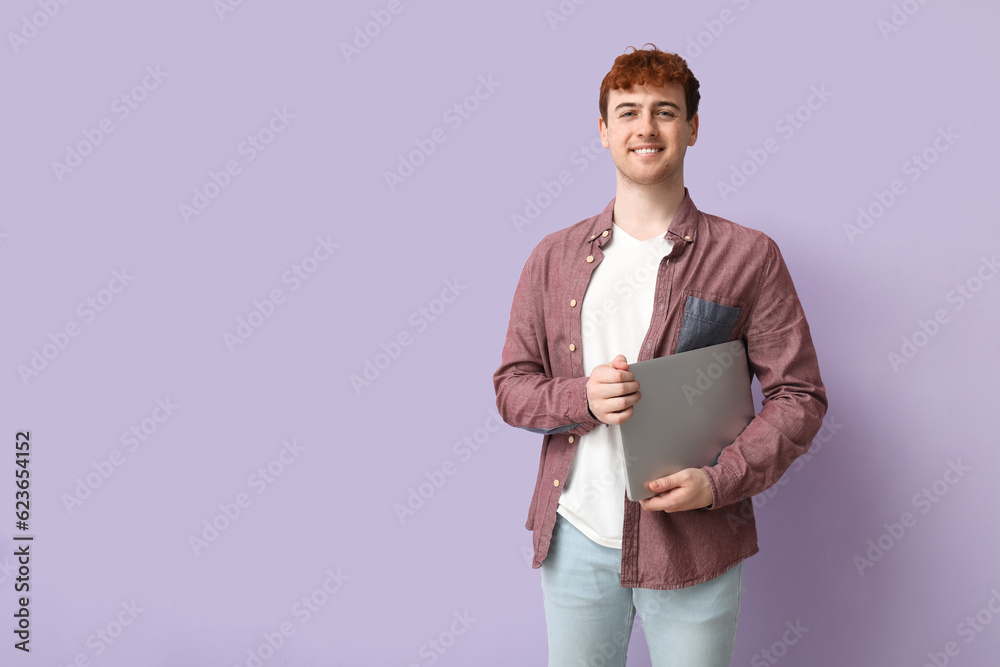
top-left (553, 479), bottom-right (560, 487)
top-left (586, 255), bottom-right (594, 263)
top-left (568, 435), bottom-right (575, 443)
top-left (569, 344), bottom-right (576, 352)
top-left (590, 234), bottom-right (596, 240)
top-left (602, 230), bottom-right (609, 237)
top-left (570, 299), bottom-right (577, 307)
top-left (684, 235), bottom-right (692, 241)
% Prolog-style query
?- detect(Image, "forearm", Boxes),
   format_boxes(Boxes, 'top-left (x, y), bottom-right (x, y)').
top-left (493, 244), bottom-right (605, 438)
top-left (702, 238), bottom-right (828, 509)
top-left (493, 364), bottom-right (603, 437)
top-left (702, 386), bottom-right (826, 509)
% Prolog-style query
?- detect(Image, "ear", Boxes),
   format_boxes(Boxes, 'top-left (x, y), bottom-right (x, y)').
top-left (599, 116), bottom-right (610, 149)
top-left (687, 113), bottom-right (699, 147)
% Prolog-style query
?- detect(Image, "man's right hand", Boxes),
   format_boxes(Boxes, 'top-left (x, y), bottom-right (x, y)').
top-left (586, 354), bottom-right (641, 425)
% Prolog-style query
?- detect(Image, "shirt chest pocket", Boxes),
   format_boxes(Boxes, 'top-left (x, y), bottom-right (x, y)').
top-left (676, 295), bottom-right (742, 353)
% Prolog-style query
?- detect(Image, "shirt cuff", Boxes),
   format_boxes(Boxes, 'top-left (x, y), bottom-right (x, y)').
top-left (700, 464), bottom-right (730, 510)
top-left (569, 375), bottom-right (604, 436)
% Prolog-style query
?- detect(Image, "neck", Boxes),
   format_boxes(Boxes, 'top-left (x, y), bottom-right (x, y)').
top-left (611, 177), bottom-right (686, 241)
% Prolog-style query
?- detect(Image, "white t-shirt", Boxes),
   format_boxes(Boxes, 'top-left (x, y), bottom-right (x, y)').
top-left (556, 223), bottom-right (674, 548)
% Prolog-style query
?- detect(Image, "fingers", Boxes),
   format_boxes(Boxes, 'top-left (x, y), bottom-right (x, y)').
top-left (589, 380), bottom-right (640, 410)
top-left (647, 475), bottom-right (677, 493)
top-left (608, 389), bottom-right (641, 411)
top-left (638, 469), bottom-right (713, 512)
top-left (597, 396), bottom-right (639, 425)
top-left (648, 469), bottom-right (698, 492)
top-left (592, 363), bottom-right (634, 385)
top-left (587, 392), bottom-right (640, 421)
top-left (590, 380), bottom-right (639, 401)
top-left (638, 496), bottom-right (669, 512)
top-left (639, 484), bottom-right (687, 512)
top-left (586, 355), bottom-right (641, 425)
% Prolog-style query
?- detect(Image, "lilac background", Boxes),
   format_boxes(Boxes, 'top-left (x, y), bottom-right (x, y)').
top-left (2, 0), bottom-right (998, 665)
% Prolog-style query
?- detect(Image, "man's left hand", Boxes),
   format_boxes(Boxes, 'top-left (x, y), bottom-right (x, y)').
top-left (638, 468), bottom-right (714, 512)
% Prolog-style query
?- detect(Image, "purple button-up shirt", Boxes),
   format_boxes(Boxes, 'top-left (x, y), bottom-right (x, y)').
top-left (493, 190), bottom-right (827, 590)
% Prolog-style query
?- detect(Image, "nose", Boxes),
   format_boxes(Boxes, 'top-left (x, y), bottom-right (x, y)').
top-left (638, 111), bottom-right (657, 137)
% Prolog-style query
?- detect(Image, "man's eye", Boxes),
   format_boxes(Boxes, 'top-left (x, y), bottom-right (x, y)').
top-left (621, 111), bottom-right (634, 117)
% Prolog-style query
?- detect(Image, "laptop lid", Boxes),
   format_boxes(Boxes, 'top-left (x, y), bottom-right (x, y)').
top-left (618, 339), bottom-right (755, 502)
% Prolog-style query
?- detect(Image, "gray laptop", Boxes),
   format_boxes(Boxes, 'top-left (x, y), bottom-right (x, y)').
top-left (619, 340), bottom-right (755, 502)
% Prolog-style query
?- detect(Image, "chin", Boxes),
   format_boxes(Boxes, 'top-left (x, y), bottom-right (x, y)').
top-left (622, 172), bottom-right (674, 187)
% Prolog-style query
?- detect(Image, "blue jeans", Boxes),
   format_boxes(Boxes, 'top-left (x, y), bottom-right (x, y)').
top-left (541, 514), bottom-right (743, 667)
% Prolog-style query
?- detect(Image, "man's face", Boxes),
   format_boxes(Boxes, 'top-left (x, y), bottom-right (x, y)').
top-left (599, 82), bottom-right (699, 188)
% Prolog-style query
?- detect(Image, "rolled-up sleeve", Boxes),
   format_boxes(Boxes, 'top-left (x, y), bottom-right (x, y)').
top-left (493, 246), bottom-right (604, 438)
top-left (701, 238), bottom-right (828, 509)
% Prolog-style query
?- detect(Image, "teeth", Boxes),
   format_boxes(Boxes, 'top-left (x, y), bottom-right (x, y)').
top-left (634, 148), bottom-right (661, 154)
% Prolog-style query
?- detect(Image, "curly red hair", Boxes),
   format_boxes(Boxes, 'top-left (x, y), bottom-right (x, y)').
top-left (599, 44), bottom-right (700, 123)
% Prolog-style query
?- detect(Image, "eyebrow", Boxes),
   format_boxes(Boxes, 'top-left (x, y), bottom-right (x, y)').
top-left (614, 101), bottom-right (682, 112)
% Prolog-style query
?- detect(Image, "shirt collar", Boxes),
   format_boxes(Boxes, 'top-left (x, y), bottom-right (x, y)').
top-left (587, 188), bottom-right (699, 259)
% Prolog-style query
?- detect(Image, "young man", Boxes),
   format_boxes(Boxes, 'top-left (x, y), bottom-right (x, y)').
top-left (493, 46), bottom-right (827, 666)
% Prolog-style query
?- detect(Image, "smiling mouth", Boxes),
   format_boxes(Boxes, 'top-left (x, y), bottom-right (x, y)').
top-left (632, 148), bottom-right (663, 154)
